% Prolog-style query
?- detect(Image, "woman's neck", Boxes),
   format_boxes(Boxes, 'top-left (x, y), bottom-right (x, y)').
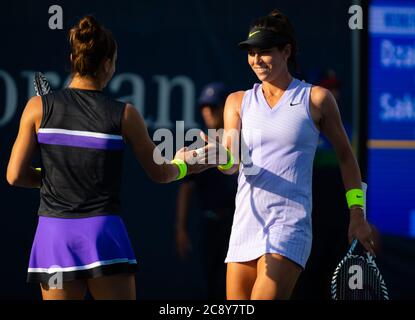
top-left (68, 75), bottom-right (103, 91)
top-left (262, 72), bottom-right (293, 97)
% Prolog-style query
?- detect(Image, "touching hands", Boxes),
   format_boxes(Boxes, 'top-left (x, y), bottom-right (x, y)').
top-left (172, 131), bottom-right (228, 175)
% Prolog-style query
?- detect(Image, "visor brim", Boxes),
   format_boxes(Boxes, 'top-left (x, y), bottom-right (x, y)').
top-left (238, 38), bottom-right (289, 50)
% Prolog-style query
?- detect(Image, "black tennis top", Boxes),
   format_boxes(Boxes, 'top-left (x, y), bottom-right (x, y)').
top-left (37, 88), bottom-right (126, 218)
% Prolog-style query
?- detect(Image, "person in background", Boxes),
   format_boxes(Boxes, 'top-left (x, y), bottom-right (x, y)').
top-left (175, 82), bottom-right (237, 299)
top-left (318, 68), bottom-right (341, 102)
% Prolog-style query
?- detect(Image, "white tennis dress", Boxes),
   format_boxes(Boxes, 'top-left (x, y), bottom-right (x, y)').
top-left (225, 78), bottom-right (320, 269)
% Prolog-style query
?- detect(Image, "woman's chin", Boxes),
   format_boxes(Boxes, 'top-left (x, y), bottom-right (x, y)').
top-left (256, 73), bottom-right (270, 82)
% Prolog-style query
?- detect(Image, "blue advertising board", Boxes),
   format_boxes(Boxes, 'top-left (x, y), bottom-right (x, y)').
top-left (367, 0), bottom-right (415, 237)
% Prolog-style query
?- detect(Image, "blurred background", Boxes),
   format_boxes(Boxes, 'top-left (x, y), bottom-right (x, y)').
top-left (0, 0), bottom-right (414, 299)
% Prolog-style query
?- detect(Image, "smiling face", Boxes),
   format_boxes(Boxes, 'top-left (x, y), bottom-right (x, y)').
top-left (248, 45), bottom-right (291, 83)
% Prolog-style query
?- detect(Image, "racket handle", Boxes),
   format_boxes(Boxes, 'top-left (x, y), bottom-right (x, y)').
top-left (361, 182), bottom-right (367, 219)
top-left (348, 239), bottom-right (359, 254)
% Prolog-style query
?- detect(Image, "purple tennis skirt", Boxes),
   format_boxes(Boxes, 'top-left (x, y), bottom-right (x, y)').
top-left (27, 215), bottom-right (138, 284)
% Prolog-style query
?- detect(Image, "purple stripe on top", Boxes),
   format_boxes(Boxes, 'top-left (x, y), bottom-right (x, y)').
top-left (38, 132), bottom-right (124, 150)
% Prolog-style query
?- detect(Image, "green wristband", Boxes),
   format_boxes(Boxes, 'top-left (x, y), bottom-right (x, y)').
top-left (171, 159), bottom-right (187, 180)
top-left (346, 189), bottom-right (364, 209)
top-left (218, 149), bottom-right (234, 171)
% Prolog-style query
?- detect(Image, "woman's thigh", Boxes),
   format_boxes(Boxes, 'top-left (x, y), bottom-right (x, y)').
top-left (40, 279), bottom-right (87, 300)
top-left (250, 253), bottom-right (302, 300)
top-left (86, 273), bottom-right (136, 300)
top-left (226, 261), bottom-right (257, 300)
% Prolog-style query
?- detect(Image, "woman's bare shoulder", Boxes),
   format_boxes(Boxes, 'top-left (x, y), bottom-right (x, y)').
top-left (23, 96), bottom-right (43, 131)
top-left (225, 91), bottom-right (246, 116)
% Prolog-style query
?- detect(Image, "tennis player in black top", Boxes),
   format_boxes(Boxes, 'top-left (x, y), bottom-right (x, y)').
top-left (6, 15), bottom-right (213, 300)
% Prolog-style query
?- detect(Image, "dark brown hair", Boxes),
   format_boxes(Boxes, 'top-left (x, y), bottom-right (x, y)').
top-left (69, 15), bottom-right (117, 77)
top-left (251, 9), bottom-right (297, 69)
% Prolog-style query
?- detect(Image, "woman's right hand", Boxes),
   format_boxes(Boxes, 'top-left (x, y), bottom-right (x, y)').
top-left (173, 133), bottom-right (220, 175)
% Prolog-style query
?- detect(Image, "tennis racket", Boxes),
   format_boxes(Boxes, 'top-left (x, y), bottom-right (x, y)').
top-left (33, 72), bottom-right (51, 178)
top-left (331, 238), bottom-right (389, 300)
top-left (34, 72), bottom-right (51, 96)
top-left (331, 182), bottom-right (389, 300)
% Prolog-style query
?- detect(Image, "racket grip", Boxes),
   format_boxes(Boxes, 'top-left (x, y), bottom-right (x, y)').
top-left (361, 182), bottom-right (367, 219)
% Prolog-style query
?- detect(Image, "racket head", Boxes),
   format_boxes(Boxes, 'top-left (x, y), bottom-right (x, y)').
top-left (33, 72), bottom-right (51, 96)
top-left (331, 239), bottom-right (389, 300)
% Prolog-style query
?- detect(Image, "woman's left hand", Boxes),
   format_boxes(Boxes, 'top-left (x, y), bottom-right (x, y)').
top-left (348, 207), bottom-right (376, 257)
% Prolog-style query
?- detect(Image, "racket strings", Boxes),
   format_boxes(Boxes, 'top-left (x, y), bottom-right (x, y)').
top-left (336, 257), bottom-right (384, 300)
top-left (34, 73), bottom-right (51, 96)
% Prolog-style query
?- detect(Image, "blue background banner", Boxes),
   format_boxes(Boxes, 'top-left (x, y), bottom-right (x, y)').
top-left (368, 0), bottom-right (415, 238)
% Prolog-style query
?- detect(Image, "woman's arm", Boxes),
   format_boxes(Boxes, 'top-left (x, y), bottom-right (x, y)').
top-left (6, 96), bottom-right (43, 188)
top-left (311, 86), bottom-right (375, 255)
top-left (219, 91), bottom-right (245, 175)
top-left (121, 103), bottom-right (213, 183)
top-left (312, 87), bottom-right (361, 190)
